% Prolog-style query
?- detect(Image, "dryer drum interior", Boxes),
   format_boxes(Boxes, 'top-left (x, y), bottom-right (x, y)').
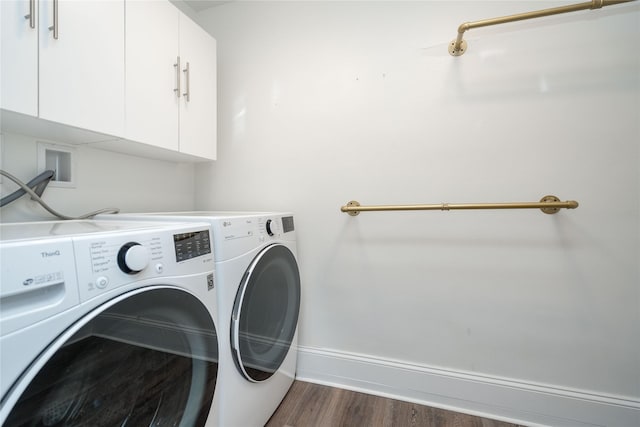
top-left (232, 244), bottom-right (301, 382)
top-left (4, 288), bottom-right (218, 427)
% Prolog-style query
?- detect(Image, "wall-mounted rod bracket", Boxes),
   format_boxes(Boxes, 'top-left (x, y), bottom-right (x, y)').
top-left (341, 195), bottom-right (579, 216)
top-left (449, 0), bottom-right (635, 56)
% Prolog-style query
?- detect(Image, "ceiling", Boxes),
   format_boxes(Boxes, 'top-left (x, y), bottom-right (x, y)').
top-left (183, 0), bottom-right (233, 12)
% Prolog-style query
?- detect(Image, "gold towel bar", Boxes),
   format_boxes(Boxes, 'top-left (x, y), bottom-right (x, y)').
top-left (449, 0), bottom-right (636, 56)
top-left (341, 195), bottom-right (579, 216)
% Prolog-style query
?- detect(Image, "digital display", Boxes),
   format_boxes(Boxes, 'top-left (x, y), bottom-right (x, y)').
top-left (282, 216), bottom-right (294, 233)
top-left (174, 230), bottom-right (211, 262)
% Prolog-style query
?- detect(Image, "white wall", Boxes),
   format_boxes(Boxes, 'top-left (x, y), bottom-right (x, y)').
top-left (0, 132), bottom-right (196, 222)
top-left (195, 1), bottom-right (639, 425)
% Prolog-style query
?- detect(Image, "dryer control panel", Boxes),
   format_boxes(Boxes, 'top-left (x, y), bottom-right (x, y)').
top-left (211, 214), bottom-right (296, 261)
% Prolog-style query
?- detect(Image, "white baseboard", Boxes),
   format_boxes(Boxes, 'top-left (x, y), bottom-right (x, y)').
top-left (295, 346), bottom-right (640, 427)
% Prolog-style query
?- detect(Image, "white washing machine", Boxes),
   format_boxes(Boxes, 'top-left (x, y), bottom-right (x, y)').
top-left (98, 212), bottom-right (301, 427)
top-left (0, 219), bottom-right (221, 426)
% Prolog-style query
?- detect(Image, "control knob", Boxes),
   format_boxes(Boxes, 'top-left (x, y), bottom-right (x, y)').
top-left (117, 242), bottom-right (150, 274)
top-left (266, 219), bottom-right (277, 236)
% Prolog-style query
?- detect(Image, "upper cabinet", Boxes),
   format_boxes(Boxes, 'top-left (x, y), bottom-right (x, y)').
top-left (125, 1), bottom-right (217, 160)
top-left (177, 13), bottom-right (217, 160)
top-left (1, 0), bottom-right (38, 117)
top-left (125, 0), bottom-right (179, 153)
top-left (1, 0), bottom-right (216, 162)
top-left (1, 0), bottom-right (124, 137)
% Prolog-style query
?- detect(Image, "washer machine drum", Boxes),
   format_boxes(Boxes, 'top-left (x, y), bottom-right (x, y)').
top-left (4, 288), bottom-right (218, 427)
top-left (231, 244), bottom-right (301, 382)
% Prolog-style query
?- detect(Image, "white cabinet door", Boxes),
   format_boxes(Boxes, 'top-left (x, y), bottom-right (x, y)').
top-left (178, 14), bottom-right (217, 160)
top-left (38, 0), bottom-right (124, 137)
top-left (125, 2), bottom-right (216, 160)
top-left (1, 0), bottom-right (38, 116)
top-left (125, 0), bottom-right (179, 152)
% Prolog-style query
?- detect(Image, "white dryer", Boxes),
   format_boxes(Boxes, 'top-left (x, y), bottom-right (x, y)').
top-left (0, 219), bottom-right (220, 426)
top-left (98, 212), bottom-right (301, 427)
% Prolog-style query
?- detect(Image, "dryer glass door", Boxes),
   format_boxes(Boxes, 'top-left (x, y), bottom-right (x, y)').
top-left (4, 288), bottom-right (218, 427)
top-left (231, 244), bottom-right (301, 382)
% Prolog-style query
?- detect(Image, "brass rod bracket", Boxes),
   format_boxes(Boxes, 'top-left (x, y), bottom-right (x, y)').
top-left (344, 200), bottom-right (361, 216)
top-left (448, 39), bottom-right (467, 56)
top-left (540, 195), bottom-right (562, 214)
top-left (448, 0), bottom-right (636, 56)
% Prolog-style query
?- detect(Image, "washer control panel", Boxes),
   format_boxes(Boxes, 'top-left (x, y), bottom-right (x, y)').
top-left (74, 223), bottom-right (213, 303)
top-left (0, 221), bottom-right (213, 338)
top-left (174, 229), bottom-right (212, 262)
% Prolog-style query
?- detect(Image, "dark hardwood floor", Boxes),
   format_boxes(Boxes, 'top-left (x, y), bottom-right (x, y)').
top-left (266, 381), bottom-right (524, 427)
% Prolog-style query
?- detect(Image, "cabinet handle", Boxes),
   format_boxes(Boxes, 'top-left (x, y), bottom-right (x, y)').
top-left (24, 0), bottom-right (35, 29)
top-left (48, 0), bottom-right (58, 39)
top-left (174, 56), bottom-right (181, 98)
top-left (183, 61), bottom-right (190, 102)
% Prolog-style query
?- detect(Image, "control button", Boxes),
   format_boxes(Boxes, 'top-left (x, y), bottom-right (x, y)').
top-left (117, 242), bottom-right (150, 274)
top-left (96, 276), bottom-right (109, 289)
top-left (155, 263), bottom-right (164, 274)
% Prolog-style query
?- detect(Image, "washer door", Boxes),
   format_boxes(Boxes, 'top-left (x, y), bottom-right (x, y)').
top-left (4, 287), bottom-right (218, 427)
top-left (231, 244), bottom-right (301, 382)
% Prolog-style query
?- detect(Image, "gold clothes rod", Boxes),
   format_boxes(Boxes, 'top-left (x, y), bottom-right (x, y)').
top-left (449, 0), bottom-right (636, 56)
top-left (341, 195), bottom-right (579, 216)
